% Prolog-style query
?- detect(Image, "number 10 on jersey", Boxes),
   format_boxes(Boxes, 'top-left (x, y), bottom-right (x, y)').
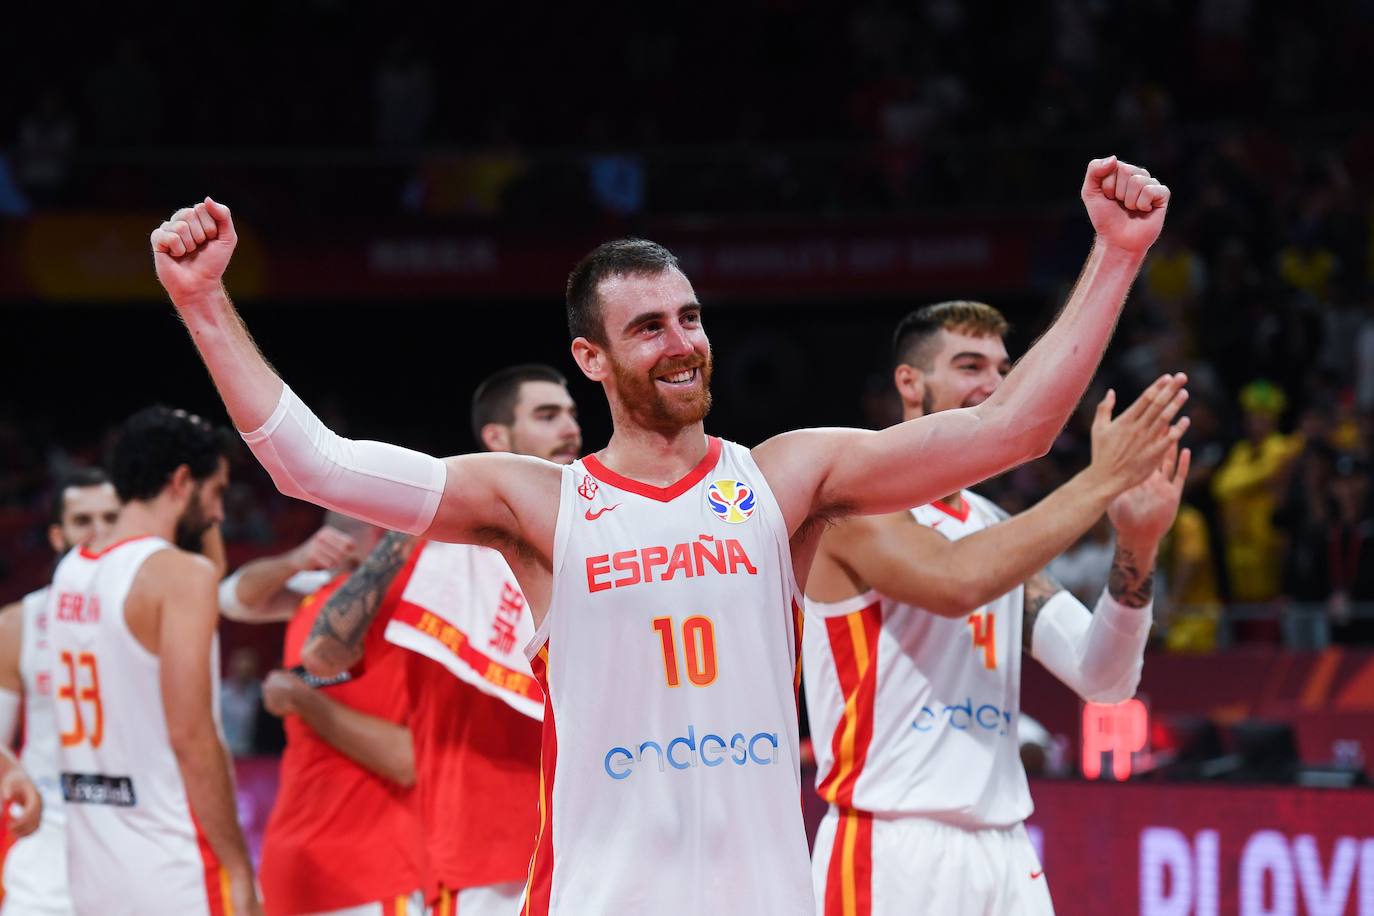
top-left (652, 616), bottom-right (718, 687)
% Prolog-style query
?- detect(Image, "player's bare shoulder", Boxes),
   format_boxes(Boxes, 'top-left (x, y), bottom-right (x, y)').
top-left (752, 427), bottom-right (861, 536)
top-left (124, 548), bottom-right (220, 651)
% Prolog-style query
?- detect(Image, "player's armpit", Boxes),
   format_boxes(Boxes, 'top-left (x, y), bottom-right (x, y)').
top-left (427, 451), bottom-right (562, 551)
top-left (1022, 569), bottom-right (1067, 654)
top-left (814, 513), bottom-right (978, 617)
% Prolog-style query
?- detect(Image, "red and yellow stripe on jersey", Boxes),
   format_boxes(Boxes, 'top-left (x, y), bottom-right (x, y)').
top-left (815, 600), bottom-right (882, 916)
top-left (522, 645), bottom-right (556, 916)
top-left (193, 814), bottom-right (233, 916)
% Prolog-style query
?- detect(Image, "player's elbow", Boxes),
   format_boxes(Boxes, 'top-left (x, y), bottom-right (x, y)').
top-left (390, 758), bottom-right (417, 789)
top-left (973, 402), bottom-right (1058, 469)
top-left (300, 637), bottom-right (357, 680)
top-left (166, 716), bottom-right (221, 760)
top-left (923, 589), bottom-right (977, 619)
top-left (1079, 666), bottom-right (1142, 706)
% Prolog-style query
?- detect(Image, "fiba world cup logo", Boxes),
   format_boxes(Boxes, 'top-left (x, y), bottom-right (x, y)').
top-left (707, 480), bottom-right (756, 524)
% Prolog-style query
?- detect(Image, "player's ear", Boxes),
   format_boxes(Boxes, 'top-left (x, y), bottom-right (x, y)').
top-left (47, 524), bottom-right (66, 554)
top-left (480, 423), bottom-right (512, 453)
top-left (893, 363), bottom-right (926, 415)
top-left (168, 464), bottom-right (195, 501)
top-left (571, 336), bottom-right (609, 382)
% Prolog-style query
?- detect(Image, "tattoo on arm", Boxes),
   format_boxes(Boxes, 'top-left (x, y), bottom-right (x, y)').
top-left (307, 532), bottom-right (418, 654)
top-left (1022, 569), bottom-right (1066, 653)
top-left (1107, 545), bottom-right (1155, 608)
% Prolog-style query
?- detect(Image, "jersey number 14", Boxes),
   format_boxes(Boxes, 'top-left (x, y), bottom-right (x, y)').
top-left (967, 611), bottom-right (997, 670)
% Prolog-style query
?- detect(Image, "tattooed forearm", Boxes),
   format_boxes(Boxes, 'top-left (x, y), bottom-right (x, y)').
top-left (1107, 545), bottom-right (1155, 608)
top-left (1022, 569), bottom-right (1065, 653)
top-left (307, 532), bottom-right (418, 654)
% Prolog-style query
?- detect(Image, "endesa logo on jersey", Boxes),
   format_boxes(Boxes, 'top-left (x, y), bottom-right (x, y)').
top-left (707, 479), bottom-right (756, 524)
top-left (912, 696), bottom-right (1014, 737)
top-left (604, 725), bottom-right (781, 780)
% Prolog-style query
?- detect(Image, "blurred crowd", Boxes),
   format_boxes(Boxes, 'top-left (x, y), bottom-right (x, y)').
top-left (3, 1), bottom-right (1372, 218)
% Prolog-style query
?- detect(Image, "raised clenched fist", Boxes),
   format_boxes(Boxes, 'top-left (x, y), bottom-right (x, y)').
top-left (1080, 157), bottom-right (1171, 255)
top-left (150, 198), bottom-right (237, 305)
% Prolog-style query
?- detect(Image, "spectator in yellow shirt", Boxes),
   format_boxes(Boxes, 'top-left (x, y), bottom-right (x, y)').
top-left (1212, 380), bottom-right (1304, 603)
top-left (1160, 502), bottom-right (1223, 652)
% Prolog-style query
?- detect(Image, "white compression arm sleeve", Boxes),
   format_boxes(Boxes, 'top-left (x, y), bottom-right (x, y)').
top-left (0, 688), bottom-right (19, 747)
top-left (241, 385), bottom-right (446, 535)
top-left (1029, 588), bottom-right (1152, 704)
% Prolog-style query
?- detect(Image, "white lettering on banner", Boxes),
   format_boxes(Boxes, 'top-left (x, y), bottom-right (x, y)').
top-left (368, 239), bottom-right (498, 276)
top-left (1136, 828), bottom-right (1374, 915)
top-left (1293, 835), bottom-right (1359, 915)
top-left (1197, 831), bottom-right (1220, 915)
top-left (1361, 841), bottom-right (1374, 915)
top-left (1140, 828), bottom-right (1218, 916)
top-left (1027, 825), bottom-right (1044, 868)
top-left (1240, 831), bottom-right (1296, 915)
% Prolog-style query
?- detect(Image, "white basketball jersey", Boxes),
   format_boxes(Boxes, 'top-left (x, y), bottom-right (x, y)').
top-left (47, 536), bottom-right (231, 916)
top-left (522, 437), bottom-right (813, 915)
top-left (803, 490), bottom-right (1033, 829)
top-left (2, 586), bottom-right (73, 916)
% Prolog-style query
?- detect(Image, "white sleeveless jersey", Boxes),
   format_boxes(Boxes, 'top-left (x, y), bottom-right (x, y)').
top-left (47, 536), bottom-right (231, 916)
top-left (803, 490), bottom-right (1032, 829)
top-left (522, 437), bottom-right (813, 915)
top-left (2, 587), bottom-right (73, 915)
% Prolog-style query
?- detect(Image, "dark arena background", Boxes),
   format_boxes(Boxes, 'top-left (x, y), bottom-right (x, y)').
top-left (4, 4), bottom-right (1374, 914)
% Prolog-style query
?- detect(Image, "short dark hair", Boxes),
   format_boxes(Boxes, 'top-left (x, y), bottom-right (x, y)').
top-left (470, 364), bottom-right (568, 448)
top-left (892, 300), bottom-right (1010, 370)
top-left (566, 238), bottom-right (680, 344)
top-left (49, 467), bottom-right (112, 526)
top-left (108, 406), bottom-right (236, 503)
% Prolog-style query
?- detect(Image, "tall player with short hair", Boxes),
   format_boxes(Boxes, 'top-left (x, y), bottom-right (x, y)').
top-left (804, 300), bottom-right (1189, 915)
top-left (0, 468), bottom-right (120, 915)
top-left (48, 407), bottom-right (261, 916)
top-left (155, 156), bottom-right (1173, 913)
top-left (301, 363), bottom-right (580, 916)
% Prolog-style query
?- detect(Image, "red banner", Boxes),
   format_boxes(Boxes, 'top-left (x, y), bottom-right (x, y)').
top-left (0, 213), bottom-right (1043, 303)
top-left (1023, 781), bottom-right (1374, 915)
top-left (230, 759), bottom-right (1374, 914)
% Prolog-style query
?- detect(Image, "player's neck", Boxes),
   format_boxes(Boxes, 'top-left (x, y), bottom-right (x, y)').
top-left (598, 420), bottom-right (710, 488)
top-left (937, 492), bottom-right (965, 512)
top-left (98, 501), bottom-right (178, 551)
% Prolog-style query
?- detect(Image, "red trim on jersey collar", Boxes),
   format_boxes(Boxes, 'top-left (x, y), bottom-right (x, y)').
top-left (582, 436), bottom-right (723, 502)
top-left (929, 497), bottom-right (971, 523)
top-left (79, 534), bottom-right (156, 560)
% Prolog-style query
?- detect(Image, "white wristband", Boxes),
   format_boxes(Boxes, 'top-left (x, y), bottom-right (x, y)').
top-left (217, 571), bottom-right (251, 620)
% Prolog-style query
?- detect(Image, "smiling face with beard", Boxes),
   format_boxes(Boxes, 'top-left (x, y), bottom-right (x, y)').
top-left (610, 345), bottom-right (715, 434)
top-left (913, 329), bottom-right (1011, 416)
top-left (585, 267), bottom-right (716, 436)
